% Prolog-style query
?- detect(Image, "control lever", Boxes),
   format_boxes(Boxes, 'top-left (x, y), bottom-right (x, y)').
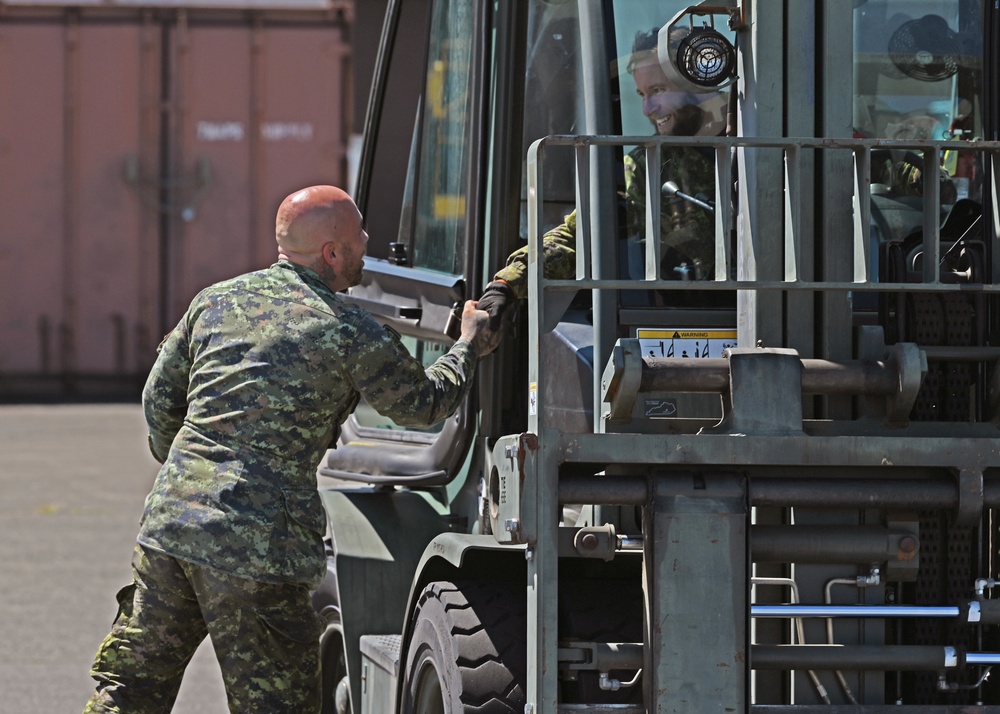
top-left (661, 180), bottom-right (714, 213)
top-left (444, 302), bottom-right (462, 340)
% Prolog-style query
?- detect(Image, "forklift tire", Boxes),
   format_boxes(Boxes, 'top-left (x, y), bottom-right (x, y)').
top-left (402, 580), bottom-right (526, 714)
top-left (320, 624), bottom-right (350, 714)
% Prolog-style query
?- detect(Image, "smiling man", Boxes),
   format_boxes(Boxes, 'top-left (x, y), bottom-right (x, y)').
top-left (620, 26), bottom-right (723, 281)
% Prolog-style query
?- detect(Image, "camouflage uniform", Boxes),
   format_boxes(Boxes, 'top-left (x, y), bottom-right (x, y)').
top-left (494, 145), bottom-right (716, 298)
top-left (86, 544), bottom-right (322, 713)
top-left (85, 260), bottom-right (478, 713)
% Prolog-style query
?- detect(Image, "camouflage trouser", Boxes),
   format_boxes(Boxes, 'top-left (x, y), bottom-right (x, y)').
top-left (83, 543), bottom-right (322, 714)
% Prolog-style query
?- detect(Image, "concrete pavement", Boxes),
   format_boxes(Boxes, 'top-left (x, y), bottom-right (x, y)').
top-left (0, 404), bottom-right (228, 713)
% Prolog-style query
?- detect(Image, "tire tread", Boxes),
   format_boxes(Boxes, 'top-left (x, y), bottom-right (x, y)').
top-left (404, 579), bottom-right (526, 713)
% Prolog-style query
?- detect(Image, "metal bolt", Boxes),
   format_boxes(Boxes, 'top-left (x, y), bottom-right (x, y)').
top-left (580, 533), bottom-right (599, 550)
top-left (899, 535), bottom-right (918, 553)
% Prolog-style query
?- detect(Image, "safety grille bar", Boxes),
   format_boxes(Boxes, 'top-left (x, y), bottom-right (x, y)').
top-left (526, 134), bottom-right (1000, 294)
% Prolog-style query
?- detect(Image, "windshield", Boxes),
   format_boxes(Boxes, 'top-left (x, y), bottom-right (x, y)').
top-left (854, 0), bottom-right (985, 202)
top-left (408, 0), bottom-right (476, 273)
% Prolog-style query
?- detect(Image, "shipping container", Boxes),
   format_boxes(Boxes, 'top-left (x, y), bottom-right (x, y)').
top-left (0, 0), bottom-right (352, 398)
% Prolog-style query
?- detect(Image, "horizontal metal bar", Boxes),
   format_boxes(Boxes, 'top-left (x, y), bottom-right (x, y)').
top-left (537, 134), bottom-right (1000, 152)
top-left (751, 477), bottom-right (954, 508)
top-left (617, 535), bottom-right (643, 551)
top-left (560, 475), bottom-right (1000, 510)
top-left (639, 358), bottom-right (898, 395)
top-left (549, 432), bottom-right (1000, 472)
top-left (559, 475), bottom-right (648, 505)
top-left (533, 278), bottom-right (1000, 294)
top-left (557, 642), bottom-right (643, 671)
top-left (752, 605), bottom-right (960, 618)
top-left (750, 704), bottom-right (1000, 714)
top-left (752, 525), bottom-right (913, 564)
top-left (752, 644), bottom-right (955, 671)
top-left (966, 652), bottom-right (1000, 665)
top-left (752, 477), bottom-right (1000, 510)
top-left (564, 524), bottom-right (920, 565)
top-left (559, 642), bottom-right (1000, 674)
top-left (922, 346), bottom-right (1000, 361)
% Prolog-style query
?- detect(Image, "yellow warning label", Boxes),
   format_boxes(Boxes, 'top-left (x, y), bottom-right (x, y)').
top-left (636, 328), bottom-right (737, 359)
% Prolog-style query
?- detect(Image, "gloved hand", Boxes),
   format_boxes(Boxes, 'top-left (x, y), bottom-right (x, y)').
top-left (476, 280), bottom-right (516, 330)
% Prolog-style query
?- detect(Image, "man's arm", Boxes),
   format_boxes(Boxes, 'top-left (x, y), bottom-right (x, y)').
top-left (490, 210), bottom-right (580, 300)
top-left (142, 319), bottom-right (193, 463)
top-left (477, 211), bottom-right (581, 328)
top-left (341, 302), bottom-right (492, 428)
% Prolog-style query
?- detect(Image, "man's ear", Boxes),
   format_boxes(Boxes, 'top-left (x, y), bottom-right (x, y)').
top-left (321, 241), bottom-right (338, 265)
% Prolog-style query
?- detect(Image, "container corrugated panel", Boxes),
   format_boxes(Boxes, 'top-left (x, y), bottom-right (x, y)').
top-left (170, 17), bottom-right (349, 320)
top-left (0, 5), bottom-right (351, 399)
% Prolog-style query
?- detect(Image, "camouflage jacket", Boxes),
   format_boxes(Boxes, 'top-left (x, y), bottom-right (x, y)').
top-left (495, 144), bottom-right (716, 299)
top-left (138, 260), bottom-right (477, 588)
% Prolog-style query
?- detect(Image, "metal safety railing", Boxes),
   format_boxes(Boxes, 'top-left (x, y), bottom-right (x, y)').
top-left (526, 134), bottom-right (1000, 294)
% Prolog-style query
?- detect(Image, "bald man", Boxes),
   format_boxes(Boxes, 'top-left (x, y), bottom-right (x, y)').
top-left (84, 186), bottom-right (497, 714)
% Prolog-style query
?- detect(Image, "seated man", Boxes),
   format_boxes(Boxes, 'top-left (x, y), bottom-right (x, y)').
top-left (479, 25), bottom-right (729, 323)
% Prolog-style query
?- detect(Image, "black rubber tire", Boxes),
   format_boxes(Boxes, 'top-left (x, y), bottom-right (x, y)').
top-left (320, 625), bottom-right (350, 714)
top-left (402, 580), bottom-right (526, 714)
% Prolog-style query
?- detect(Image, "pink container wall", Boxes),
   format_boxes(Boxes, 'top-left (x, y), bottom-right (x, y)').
top-left (0, 5), bottom-right (352, 398)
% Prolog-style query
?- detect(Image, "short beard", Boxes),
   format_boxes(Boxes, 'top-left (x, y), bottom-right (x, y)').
top-left (661, 104), bottom-right (707, 137)
top-left (314, 259), bottom-right (338, 288)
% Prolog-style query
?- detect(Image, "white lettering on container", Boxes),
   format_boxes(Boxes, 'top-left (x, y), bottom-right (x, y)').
top-left (261, 122), bottom-right (314, 141)
top-left (196, 121), bottom-right (245, 142)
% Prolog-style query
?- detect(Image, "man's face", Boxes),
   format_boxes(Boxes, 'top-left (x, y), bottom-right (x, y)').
top-left (338, 211), bottom-right (368, 289)
top-left (320, 207), bottom-right (368, 292)
top-left (632, 58), bottom-right (706, 137)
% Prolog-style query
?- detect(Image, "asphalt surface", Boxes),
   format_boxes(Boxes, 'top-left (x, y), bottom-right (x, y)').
top-left (0, 404), bottom-right (229, 713)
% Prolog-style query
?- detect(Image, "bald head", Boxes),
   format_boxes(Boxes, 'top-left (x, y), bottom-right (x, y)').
top-left (275, 185), bottom-right (369, 292)
top-left (275, 185), bottom-right (360, 258)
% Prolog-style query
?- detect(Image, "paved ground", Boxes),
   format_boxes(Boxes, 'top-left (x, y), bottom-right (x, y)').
top-left (0, 404), bottom-right (228, 713)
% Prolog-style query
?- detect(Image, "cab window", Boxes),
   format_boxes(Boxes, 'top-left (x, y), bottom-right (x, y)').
top-left (853, 1), bottom-right (985, 204)
top-left (407, 0), bottom-right (477, 274)
top-left (351, 334), bottom-right (448, 434)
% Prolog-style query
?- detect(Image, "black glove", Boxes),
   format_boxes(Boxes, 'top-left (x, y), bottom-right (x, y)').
top-left (477, 280), bottom-right (516, 330)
